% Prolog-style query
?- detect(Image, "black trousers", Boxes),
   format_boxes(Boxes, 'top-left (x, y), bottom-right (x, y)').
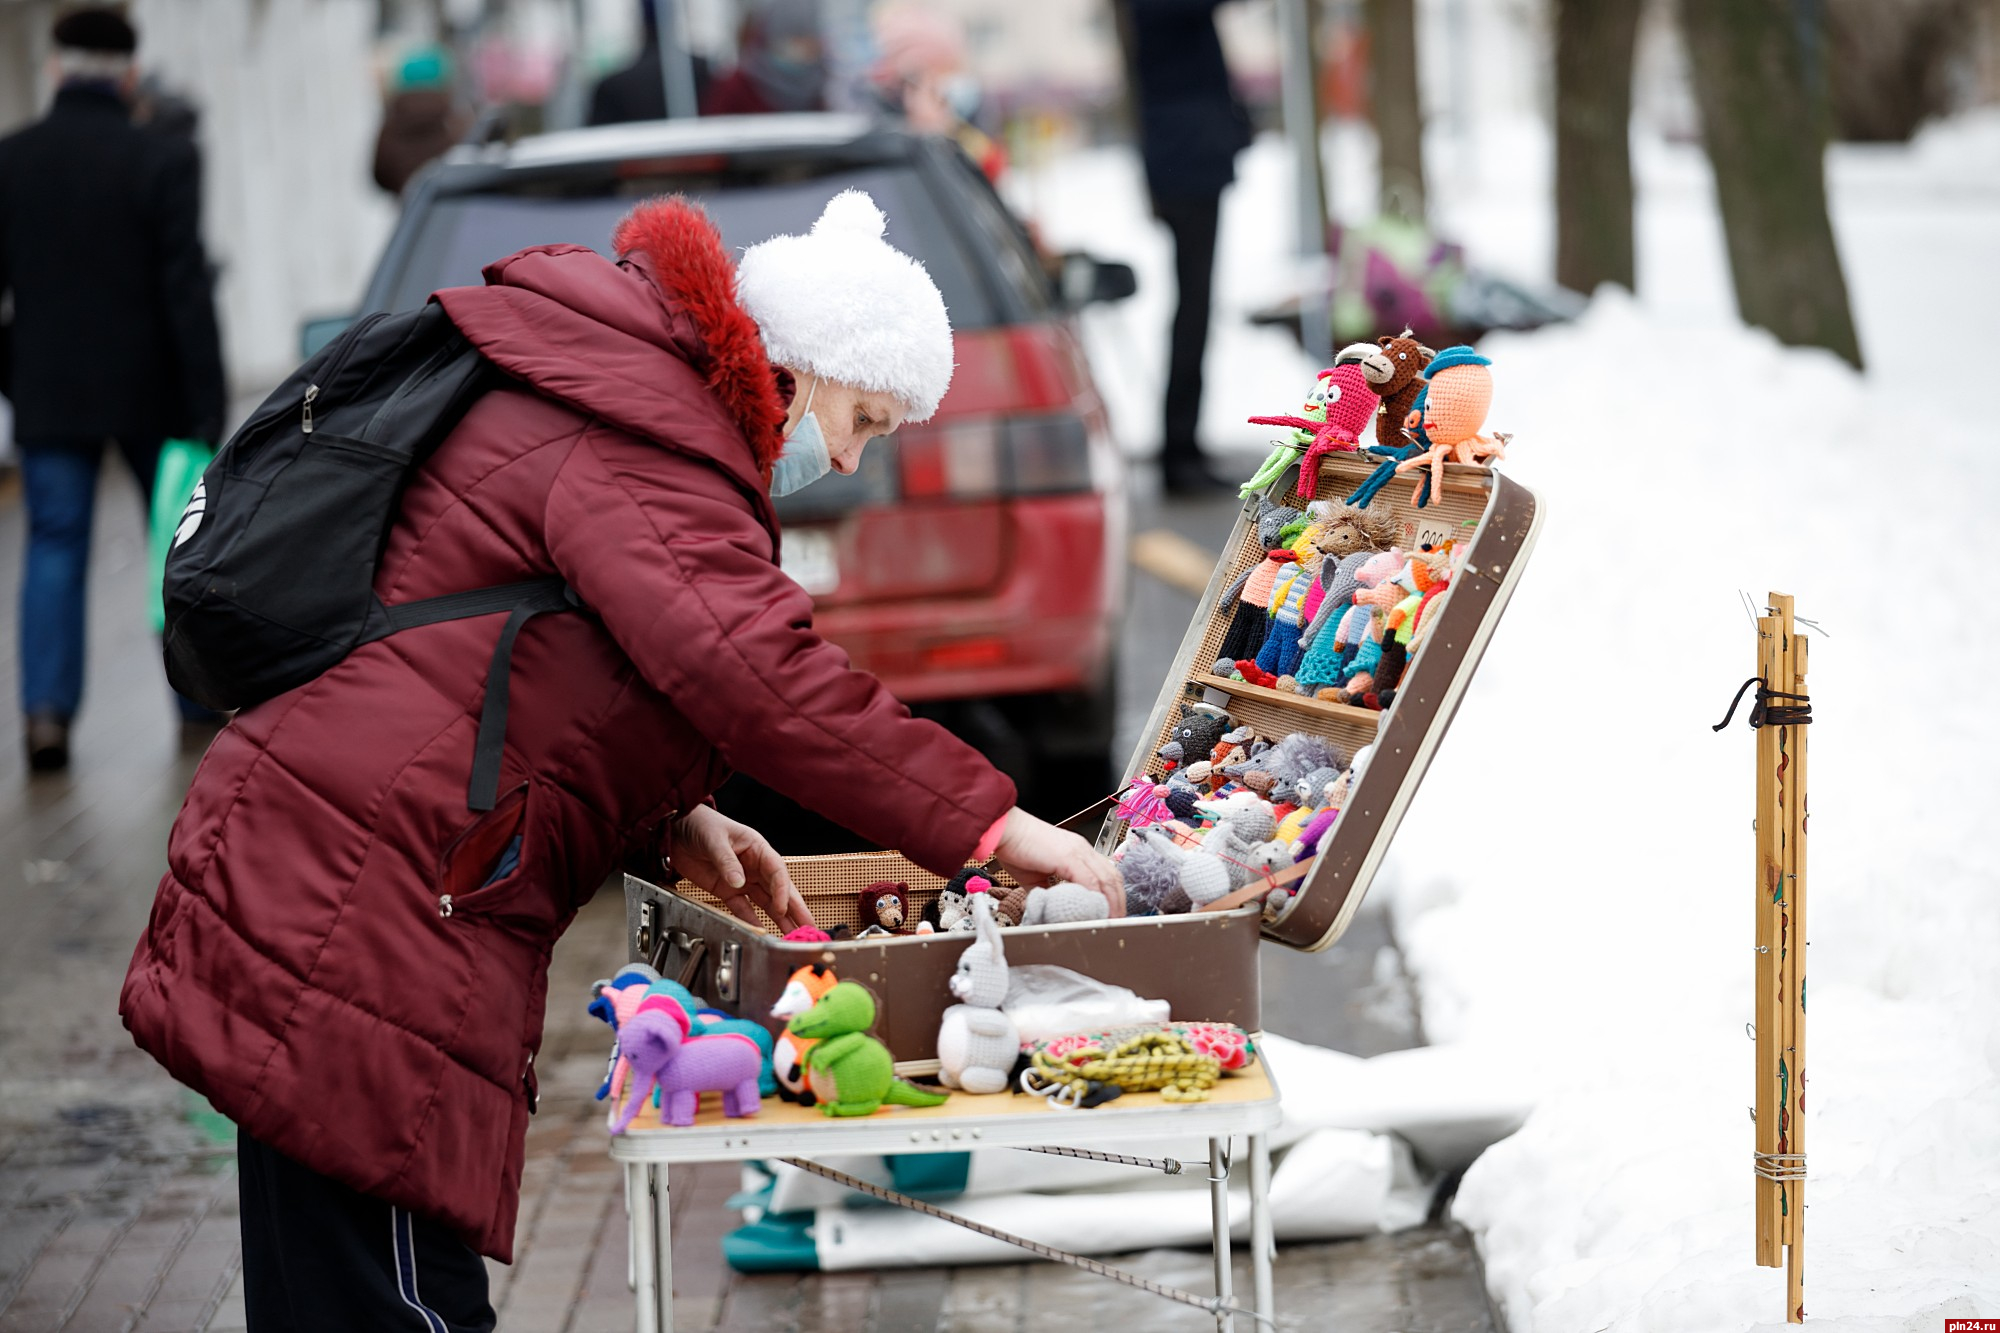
top-left (237, 1130), bottom-right (496, 1333)
top-left (1154, 191), bottom-right (1224, 465)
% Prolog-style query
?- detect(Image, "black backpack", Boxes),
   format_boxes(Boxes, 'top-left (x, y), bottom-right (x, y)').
top-left (163, 302), bottom-right (576, 811)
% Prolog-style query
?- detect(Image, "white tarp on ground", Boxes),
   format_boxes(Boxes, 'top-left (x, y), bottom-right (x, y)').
top-left (755, 1035), bottom-right (1532, 1269)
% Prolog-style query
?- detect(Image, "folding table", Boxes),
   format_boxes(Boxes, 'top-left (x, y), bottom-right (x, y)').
top-left (609, 1061), bottom-right (1284, 1332)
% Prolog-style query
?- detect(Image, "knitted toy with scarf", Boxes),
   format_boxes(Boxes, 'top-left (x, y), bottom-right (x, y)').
top-left (1252, 554), bottom-right (1319, 680)
top-left (1246, 362), bottom-right (1385, 500)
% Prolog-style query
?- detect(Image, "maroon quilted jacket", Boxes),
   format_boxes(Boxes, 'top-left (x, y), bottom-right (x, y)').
top-left (119, 199), bottom-right (1017, 1261)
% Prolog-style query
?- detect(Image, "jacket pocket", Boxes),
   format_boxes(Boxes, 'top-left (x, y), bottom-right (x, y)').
top-left (436, 783), bottom-right (536, 923)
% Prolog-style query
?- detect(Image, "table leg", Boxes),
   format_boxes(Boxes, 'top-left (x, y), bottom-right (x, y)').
top-left (654, 1163), bottom-right (674, 1333)
top-left (1249, 1133), bottom-right (1274, 1328)
top-left (624, 1166), bottom-right (635, 1292)
top-left (1209, 1137), bottom-right (1235, 1333)
top-left (629, 1162), bottom-right (659, 1333)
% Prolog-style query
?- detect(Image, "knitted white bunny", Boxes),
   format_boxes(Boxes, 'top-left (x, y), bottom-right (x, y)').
top-left (936, 895), bottom-right (1020, 1094)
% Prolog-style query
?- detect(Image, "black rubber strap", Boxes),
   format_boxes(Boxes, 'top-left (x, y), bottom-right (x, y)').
top-left (466, 588), bottom-right (576, 812)
top-left (1712, 676), bottom-right (1813, 732)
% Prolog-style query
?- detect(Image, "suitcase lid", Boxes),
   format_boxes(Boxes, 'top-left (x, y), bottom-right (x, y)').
top-left (1102, 451), bottom-right (1543, 952)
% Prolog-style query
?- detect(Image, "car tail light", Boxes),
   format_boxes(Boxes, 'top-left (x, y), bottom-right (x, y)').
top-left (896, 413), bottom-right (1092, 502)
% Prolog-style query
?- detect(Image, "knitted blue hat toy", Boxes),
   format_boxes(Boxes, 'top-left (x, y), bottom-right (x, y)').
top-left (1422, 345), bottom-right (1490, 378)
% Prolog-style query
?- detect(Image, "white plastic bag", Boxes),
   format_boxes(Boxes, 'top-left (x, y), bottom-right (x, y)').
top-left (1001, 964), bottom-right (1169, 1041)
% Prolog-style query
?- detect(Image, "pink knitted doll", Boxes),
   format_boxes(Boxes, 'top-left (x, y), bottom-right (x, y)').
top-left (1248, 363), bottom-right (1383, 500)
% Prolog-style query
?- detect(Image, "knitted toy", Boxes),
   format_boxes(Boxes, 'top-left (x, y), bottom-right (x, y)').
top-left (923, 867), bottom-right (992, 933)
top-left (643, 979), bottom-right (777, 1097)
top-left (1214, 549), bottom-right (1294, 663)
top-left (1239, 731), bottom-right (1347, 799)
top-left (1113, 779), bottom-right (1175, 828)
top-left (1301, 549), bottom-right (1404, 695)
top-left (1251, 554), bottom-right (1320, 679)
top-left (1155, 703), bottom-right (1231, 772)
top-left (936, 896), bottom-right (1019, 1094)
top-left (1019, 882), bottom-right (1112, 925)
top-left (1116, 828), bottom-right (1184, 916)
top-left (858, 881), bottom-right (912, 935)
top-left (1236, 373), bottom-right (1338, 498)
top-left (784, 925), bottom-right (832, 943)
top-left (788, 982), bottom-right (950, 1116)
top-left (1369, 330), bottom-right (1435, 452)
top-left (770, 962), bottom-right (840, 1105)
top-left (608, 991), bottom-right (764, 1132)
top-left (1246, 362), bottom-right (1385, 500)
top-left (1295, 551), bottom-right (1378, 691)
top-left (1393, 345), bottom-right (1505, 509)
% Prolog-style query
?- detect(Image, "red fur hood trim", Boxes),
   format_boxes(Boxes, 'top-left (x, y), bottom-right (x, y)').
top-left (613, 198), bottom-right (788, 475)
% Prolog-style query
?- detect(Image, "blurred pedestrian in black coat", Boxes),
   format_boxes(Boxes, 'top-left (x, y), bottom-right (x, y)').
top-left (588, 0), bottom-right (713, 124)
top-left (1125, 0), bottom-right (1251, 494)
top-left (0, 7), bottom-right (225, 770)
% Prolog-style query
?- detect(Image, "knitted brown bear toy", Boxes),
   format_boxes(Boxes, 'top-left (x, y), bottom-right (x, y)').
top-left (1371, 331), bottom-right (1435, 451)
top-left (859, 881), bottom-right (912, 934)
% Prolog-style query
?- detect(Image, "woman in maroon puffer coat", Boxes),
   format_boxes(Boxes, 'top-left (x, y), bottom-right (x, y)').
top-left (120, 191), bottom-right (1121, 1331)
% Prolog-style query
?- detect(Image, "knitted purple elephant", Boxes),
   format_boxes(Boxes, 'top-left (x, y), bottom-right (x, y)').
top-left (609, 999), bottom-right (764, 1133)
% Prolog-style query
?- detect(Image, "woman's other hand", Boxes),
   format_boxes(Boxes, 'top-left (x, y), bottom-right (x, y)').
top-left (992, 807), bottom-right (1125, 917)
top-left (670, 806), bottom-right (815, 934)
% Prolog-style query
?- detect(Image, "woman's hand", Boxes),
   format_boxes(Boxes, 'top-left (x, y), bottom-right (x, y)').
top-left (992, 807), bottom-right (1126, 917)
top-left (670, 806), bottom-right (815, 934)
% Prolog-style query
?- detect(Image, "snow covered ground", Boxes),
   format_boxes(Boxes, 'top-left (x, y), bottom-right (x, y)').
top-left (1013, 109), bottom-right (2000, 1330)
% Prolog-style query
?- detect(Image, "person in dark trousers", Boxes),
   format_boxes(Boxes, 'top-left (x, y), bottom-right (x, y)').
top-left (587, 0), bottom-right (713, 124)
top-left (0, 7), bottom-right (226, 772)
top-left (1125, 0), bottom-right (1251, 495)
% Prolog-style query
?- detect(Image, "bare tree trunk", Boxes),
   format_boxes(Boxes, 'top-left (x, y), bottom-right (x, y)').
top-left (1682, 0), bottom-right (1864, 367)
top-left (1365, 0), bottom-right (1425, 219)
top-left (1553, 0), bottom-right (1642, 293)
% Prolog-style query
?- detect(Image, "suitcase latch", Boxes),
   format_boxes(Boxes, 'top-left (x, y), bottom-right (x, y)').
top-left (635, 899), bottom-right (658, 961)
top-left (714, 941), bottom-right (741, 1004)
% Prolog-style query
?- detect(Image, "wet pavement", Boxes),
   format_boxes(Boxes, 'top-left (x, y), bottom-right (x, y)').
top-left (0, 459), bottom-right (1497, 1331)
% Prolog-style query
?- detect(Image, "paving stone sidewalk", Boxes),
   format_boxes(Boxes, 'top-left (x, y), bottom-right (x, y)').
top-left (0, 468), bottom-right (1501, 1331)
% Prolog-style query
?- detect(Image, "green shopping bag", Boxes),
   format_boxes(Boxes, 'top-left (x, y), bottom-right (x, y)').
top-left (148, 438), bottom-right (214, 634)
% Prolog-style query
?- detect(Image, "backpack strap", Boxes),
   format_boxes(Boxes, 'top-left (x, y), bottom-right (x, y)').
top-left (367, 577), bottom-right (581, 812)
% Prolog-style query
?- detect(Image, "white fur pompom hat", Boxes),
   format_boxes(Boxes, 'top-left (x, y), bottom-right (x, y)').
top-left (735, 190), bottom-right (955, 422)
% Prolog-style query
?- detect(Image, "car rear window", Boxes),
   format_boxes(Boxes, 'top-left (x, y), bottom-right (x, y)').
top-left (383, 162), bottom-right (996, 328)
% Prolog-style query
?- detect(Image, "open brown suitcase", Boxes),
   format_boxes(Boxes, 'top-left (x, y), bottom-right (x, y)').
top-left (624, 451), bottom-right (1541, 1066)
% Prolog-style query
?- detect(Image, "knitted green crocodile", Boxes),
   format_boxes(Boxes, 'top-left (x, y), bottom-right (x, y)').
top-left (787, 982), bottom-right (950, 1117)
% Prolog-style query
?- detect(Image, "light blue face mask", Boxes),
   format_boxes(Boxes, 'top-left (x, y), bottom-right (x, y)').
top-left (770, 376), bottom-right (831, 498)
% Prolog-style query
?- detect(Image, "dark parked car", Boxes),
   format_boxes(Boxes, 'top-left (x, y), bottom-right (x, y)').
top-left (309, 113), bottom-right (1134, 842)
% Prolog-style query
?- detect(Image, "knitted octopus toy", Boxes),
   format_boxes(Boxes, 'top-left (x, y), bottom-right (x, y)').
top-left (1245, 361), bottom-right (1387, 500)
top-left (1393, 345), bottom-right (1507, 509)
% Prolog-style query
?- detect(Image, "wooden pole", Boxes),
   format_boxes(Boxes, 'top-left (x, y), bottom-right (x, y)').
top-left (1749, 592), bottom-right (1808, 1321)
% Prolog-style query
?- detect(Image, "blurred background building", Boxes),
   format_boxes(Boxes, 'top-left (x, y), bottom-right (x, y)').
top-left (4, 0), bottom-right (1999, 402)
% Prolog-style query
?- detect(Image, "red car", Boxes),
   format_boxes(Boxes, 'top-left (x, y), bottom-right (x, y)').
top-left (320, 114), bottom-right (1134, 835)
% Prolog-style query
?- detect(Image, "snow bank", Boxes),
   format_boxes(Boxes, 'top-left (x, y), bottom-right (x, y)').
top-left (1015, 99), bottom-right (2000, 1326)
top-left (1379, 266), bottom-right (2000, 1331)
